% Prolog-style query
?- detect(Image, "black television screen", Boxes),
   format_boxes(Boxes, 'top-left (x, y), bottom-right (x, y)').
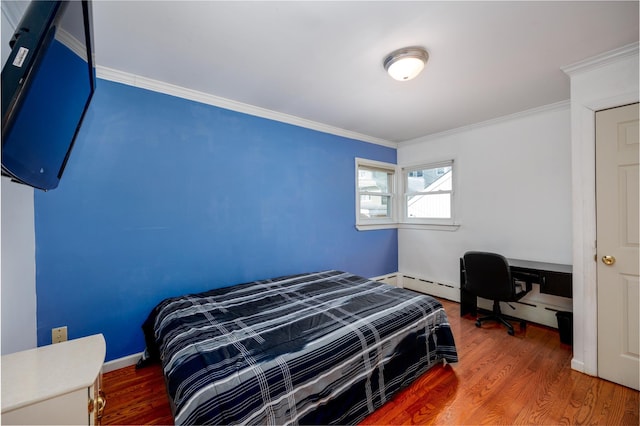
top-left (1, 0), bottom-right (95, 191)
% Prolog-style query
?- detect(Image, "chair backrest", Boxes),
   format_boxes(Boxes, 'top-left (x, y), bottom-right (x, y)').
top-left (463, 251), bottom-right (514, 301)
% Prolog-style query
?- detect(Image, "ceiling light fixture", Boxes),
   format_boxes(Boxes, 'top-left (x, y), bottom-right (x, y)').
top-left (383, 46), bottom-right (429, 81)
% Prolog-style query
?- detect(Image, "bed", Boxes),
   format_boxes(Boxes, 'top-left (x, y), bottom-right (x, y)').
top-left (142, 270), bottom-right (458, 425)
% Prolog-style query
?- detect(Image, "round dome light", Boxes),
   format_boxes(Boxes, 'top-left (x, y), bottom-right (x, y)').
top-left (383, 47), bottom-right (429, 81)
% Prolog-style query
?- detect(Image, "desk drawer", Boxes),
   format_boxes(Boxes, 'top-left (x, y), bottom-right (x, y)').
top-left (541, 271), bottom-right (572, 298)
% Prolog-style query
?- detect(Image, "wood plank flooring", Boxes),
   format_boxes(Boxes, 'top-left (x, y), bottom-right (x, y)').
top-left (101, 299), bottom-right (639, 425)
top-left (101, 362), bottom-right (173, 425)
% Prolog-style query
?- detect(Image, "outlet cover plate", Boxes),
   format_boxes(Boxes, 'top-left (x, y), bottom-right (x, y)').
top-left (52, 326), bottom-right (67, 344)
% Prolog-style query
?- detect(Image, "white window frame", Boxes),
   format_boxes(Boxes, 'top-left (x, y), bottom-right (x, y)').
top-left (400, 159), bottom-right (460, 231)
top-left (355, 158), bottom-right (397, 231)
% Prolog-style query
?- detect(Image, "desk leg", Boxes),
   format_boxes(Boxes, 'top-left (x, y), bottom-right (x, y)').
top-left (459, 257), bottom-right (477, 317)
top-left (460, 288), bottom-right (477, 317)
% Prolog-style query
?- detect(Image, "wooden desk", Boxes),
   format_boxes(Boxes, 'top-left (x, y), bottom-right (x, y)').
top-left (460, 258), bottom-right (572, 317)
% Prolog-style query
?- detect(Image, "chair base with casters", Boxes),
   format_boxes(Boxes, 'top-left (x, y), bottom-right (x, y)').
top-left (475, 299), bottom-right (526, 335)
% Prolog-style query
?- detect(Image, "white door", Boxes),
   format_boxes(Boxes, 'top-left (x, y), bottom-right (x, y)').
top-left (596, 103), bottom-right (639, 390)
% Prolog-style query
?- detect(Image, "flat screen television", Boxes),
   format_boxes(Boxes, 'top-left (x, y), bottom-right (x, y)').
top-left (1, 0), bottom-right (95, 191)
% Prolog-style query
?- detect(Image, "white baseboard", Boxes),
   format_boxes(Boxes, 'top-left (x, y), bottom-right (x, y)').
top-left (401, 274), bottom-right (460, 301)
top-left (571, 358), bottom-right (587, 374)
top-left (393, 271), bottom-right (570, 329)
top-left (371, 272), bottom-right (401, 287)
top-left (102, 352), bottom-right (143, 373)
top-left (371, 271), bottom-right (459, 300)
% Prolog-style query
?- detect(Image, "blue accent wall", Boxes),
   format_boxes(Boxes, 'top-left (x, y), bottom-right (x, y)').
top-left (34, 80), bottom-right (397, 361)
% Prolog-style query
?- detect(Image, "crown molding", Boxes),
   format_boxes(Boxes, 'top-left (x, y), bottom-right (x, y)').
top-left (561, 42), bottom-right (639, 76)
top-left (401, 99), bottom-right (570, 146)
top-left (57, 28), bottom-right (86, 61)
top-left (95, 66), bottom-right (397, 149)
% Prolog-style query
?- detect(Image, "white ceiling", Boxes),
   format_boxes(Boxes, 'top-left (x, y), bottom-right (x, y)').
top-left (92, 1), bottom-right (639, 144)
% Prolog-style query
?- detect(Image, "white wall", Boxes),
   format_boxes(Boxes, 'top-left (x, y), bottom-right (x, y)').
top-left (1, 1), bottom-right (37, 355)
top-left (397, 103), bottom-right (572, 287)
top-left (1, 178), bottom-right (37, 355)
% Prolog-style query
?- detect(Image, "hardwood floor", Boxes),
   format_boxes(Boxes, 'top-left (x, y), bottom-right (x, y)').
top-left (101, 362), bottom-right (173, 425)
top-left (101, 299), bottom-right (639, 425)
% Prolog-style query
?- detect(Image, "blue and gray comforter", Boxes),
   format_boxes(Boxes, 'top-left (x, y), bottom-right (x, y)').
top-left (143, 270), bottom-right (458, 425)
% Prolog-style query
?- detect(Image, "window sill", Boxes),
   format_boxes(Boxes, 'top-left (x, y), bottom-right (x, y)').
top-left (356, 223), bottom-right (398, 231)
top-left (399, 223), bottom-right (461, 231)
top-left (356, 223), bottom-right (461, 231)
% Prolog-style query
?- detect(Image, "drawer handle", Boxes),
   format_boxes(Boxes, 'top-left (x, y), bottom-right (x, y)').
top-left (97, 391), bottom-right (107, 416)
top-left (88, 391), bottom-right (107, 418)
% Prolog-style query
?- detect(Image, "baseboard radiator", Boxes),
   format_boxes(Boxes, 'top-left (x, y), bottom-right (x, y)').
top-left (372, 272), bottom-right (571, 329)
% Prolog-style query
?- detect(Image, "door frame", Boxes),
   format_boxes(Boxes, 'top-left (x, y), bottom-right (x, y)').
top-left (563, 42), bottom-right (639, 376)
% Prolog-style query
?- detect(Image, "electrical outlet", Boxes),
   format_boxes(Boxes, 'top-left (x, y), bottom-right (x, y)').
top-left (52, 326), bottom-right (68, 344)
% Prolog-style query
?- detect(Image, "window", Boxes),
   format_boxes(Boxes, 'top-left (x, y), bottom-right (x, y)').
top-left (356, 158), bottom-right (396, 229)
top-left (403, 160), bottom-right (455, 224)
top-left (355, 158), bottom-right (458, 231)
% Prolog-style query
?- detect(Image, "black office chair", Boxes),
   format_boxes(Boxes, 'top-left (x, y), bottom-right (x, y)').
top-left (462, 251), bottom-right (528, 335)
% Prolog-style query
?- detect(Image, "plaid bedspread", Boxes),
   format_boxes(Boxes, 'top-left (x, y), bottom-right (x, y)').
top-left (143, 270), bottom-right (458, 425)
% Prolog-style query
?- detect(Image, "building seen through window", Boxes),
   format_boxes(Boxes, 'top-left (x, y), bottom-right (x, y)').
top-left (405, 164), bottom-right (453, 219)
top-left (358, 168), bottom-right (392, 219)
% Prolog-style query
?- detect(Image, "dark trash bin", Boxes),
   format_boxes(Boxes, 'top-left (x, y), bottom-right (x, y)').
top-left (556, 311), bottom-right (573, 345)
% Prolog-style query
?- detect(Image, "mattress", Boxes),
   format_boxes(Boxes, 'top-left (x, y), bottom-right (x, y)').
top-left (143, 270), bottom-right (458, 425)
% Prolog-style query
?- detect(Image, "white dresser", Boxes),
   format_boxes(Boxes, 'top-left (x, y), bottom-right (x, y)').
top-left (1, 334), bottom-right (106, 425)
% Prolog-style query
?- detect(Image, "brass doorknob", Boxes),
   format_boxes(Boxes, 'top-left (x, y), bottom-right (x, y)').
top-left (88, 391), bottom-right (106, 418)
top-left (602, 255), bottom-right (616, 265)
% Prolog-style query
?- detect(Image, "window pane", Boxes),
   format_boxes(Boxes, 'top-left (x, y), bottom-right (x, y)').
top-left (407, 166), bottom-right (452, 192)
top-left (360, 195), bottom-right (391, 219)
top-left (407, 193), bottom-right (451, 218)
top-left (358, 168), bottom-right (391, 193)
